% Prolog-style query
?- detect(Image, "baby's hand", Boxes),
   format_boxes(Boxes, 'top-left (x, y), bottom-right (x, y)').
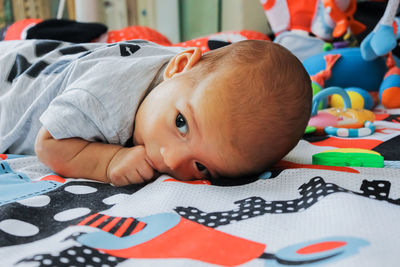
top-left (107, 145), bottom-right (156, 186)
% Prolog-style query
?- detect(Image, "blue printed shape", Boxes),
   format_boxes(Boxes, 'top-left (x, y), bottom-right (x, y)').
top-left (0, 161), bottom-right (64, 206)
top-left (264, 236), bottom-right (369, 267)
top-left (0, 161), bottom-right (14, 174)
top-left (78, 213), bottom-right (180, 250)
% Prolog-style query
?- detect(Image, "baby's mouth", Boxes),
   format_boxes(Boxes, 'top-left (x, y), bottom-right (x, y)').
top-left (145, 148), bottom-right (170, 174)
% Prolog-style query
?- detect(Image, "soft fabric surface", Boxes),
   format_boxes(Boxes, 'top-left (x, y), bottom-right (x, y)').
top-left (0, 108), bottom-right (399, 267)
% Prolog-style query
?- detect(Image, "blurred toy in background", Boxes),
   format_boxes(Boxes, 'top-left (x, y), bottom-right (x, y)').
top-left (320, 0), bottom-right (365, 39)
top-left (377, 52), bottom-right (400, 109)
top-left (259, 0), bottom-right (365, 39)
top-left (310, 53), bottom-right (341, 109)
top-left (306, 50), bottom-right (378, 111)
top-left (260, 0), bottom-right (400, 66)
top-left (262, 0), bottom-right (400, 109)
top-left (358, 0), bottom-right (400, 109)
top-left (360, 0), bottom-right (399, 61)
top-left (303, 47), bottom-right (400, 109)
top-left (259, 0), bottom-right (366, 60)
top-left (308, 87), bottom-right (376, 137)
top-left (330, 87), bottom-right (374, 110)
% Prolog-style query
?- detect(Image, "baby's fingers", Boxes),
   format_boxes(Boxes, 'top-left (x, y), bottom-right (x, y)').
top-left (136, 161), bottom-right (155, 182)
top-left (110, 174), bottom-right (131, 187)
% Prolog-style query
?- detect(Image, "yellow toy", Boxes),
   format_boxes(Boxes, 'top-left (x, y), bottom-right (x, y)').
top-left (330, 87), bottom-right (375, 110)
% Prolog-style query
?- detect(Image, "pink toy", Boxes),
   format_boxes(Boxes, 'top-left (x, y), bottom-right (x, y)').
top-left (309, 87), bottom-right (376, 137)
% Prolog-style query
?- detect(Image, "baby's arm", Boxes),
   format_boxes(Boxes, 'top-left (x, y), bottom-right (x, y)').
top-left (35, 127), bottom-right (155, 186)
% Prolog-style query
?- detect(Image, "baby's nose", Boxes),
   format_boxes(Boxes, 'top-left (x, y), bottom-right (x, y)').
top-left (160, 146), bottom-right (190, 171)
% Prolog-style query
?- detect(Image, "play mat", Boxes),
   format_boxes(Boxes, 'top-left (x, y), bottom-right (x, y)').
top-left (0, 106), bottom-right (399, 267)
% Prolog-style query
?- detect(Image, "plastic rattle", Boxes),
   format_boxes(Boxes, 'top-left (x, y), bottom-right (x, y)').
top-left (308, 87), bottom-right (375, 137)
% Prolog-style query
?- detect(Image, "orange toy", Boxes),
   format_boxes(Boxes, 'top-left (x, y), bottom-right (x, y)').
top-left (322, 0), bottom-right (366, 37)
top-left (260, 0), bottom-right (366, 40)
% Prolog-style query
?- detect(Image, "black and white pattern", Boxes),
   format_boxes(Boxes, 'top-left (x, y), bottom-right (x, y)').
top-left (175, 177), bottom-right (399, 228)
top-left (0, 181), bottom-right (144, 247)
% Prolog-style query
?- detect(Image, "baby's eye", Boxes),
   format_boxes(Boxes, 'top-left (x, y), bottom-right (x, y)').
top-left (175, 113), bottom-right (188, 135)
top-left (195, 162), bottom-right (211, 178)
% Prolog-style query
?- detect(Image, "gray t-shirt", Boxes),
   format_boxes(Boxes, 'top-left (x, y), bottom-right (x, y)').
top-left (0, 39), bottom-right (183, 155)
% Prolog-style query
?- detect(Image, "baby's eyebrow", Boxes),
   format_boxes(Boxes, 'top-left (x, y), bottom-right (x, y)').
top-left (186, 102), bottom-right (199, 134)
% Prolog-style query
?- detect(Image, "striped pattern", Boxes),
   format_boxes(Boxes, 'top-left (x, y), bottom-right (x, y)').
top-left (324, 121), bottom-right (375, 137)
top-left (77, 213), bottom-right (146, 238)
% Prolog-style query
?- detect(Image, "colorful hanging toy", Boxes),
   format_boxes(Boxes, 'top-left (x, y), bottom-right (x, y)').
top-left (304, 47), bottom-right (400, 110)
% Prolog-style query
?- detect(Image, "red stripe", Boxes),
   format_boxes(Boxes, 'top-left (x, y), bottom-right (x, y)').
top-left (114, 218), bottom-right (134, 237)
top-left (90, 215), bottom-right (110, 228)
top-left (129, 221), bottom-right (146, 235)
top-left (163, 178), bottom-right (211, 185)
top-left (77, 213), bottom-right (98, 226)
top-left (385, 67), bottom-right (400, 77)
top-left (102, 217), bottom-right (121, 232)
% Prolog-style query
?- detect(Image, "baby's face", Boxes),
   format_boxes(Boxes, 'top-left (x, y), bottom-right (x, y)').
top-left (133, 73), bottom-right (250, 181)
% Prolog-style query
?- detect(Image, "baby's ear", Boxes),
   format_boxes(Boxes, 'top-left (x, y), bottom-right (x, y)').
top-left (163, 48), bottom-right (202, 80)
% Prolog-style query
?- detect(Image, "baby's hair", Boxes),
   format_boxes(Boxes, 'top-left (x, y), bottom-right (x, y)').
top-left (190, 40), bottom-right (312, 177)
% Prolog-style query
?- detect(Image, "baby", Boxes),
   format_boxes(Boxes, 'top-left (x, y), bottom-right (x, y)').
top-left (0, 39), bottom-right (311, 186)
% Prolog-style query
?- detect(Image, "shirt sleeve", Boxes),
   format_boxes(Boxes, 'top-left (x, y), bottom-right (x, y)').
top-left (39, 88), bottom-right (119, 144)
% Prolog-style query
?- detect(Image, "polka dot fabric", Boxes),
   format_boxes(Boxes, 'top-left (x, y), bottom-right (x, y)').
top-left (174, 176), bottom-right (396, 228)
top-left (173, 30), bottom-right (270, 53)
top-left (107, 26), bottom-right (173, 46)
top-left (107, 26), bottom-right (270, 53)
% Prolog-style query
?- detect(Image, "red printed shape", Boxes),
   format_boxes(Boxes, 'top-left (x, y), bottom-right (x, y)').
top-left (374, 114), bottom-right (390, 121)
top-left (297, 241), bottom-right (347, 254)
top-left (101, 217), bottom-right (265, 266)
top-left (275, 160), bottom-right (360, 173)
top-left (163, 178), bottom-right (211, 185)
top-left (40, 175), bottom-right (66, 183)
top-left (0, 154), bottom-right (7, 160)
top-left (309, 137), bottom-right (382, 150)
